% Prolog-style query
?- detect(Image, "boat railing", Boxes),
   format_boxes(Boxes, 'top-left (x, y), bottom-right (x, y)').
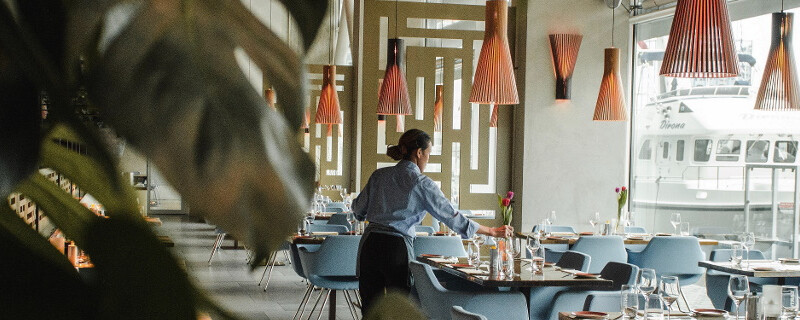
top-left (656, 85), bottom-right (749, 101)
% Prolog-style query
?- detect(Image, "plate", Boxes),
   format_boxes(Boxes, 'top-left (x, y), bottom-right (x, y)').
top-left (692, 309), bottom-right (727, 317)
top-left (547, 236), bottom-right (564, 240)
top-left (571, 311), bottom-right (607, 319)
top-left (450, 264), bottom-right (475, 268)
top-left (294, 235), bottom-right (313, 239)
top-left (579, 232), bottom-right (595, 236)
top-left (655, 233), bottom-right (672, 236)
top-left (626, 236), bottom-right (644, 240)
top-left (420, 254), bottom-right (442, 258)
top-left (752, 266), bottom-right (776, 271)
top-left (780, 258), bottom-right (800, 264)
top-left (575, 272), bottom-right (600, 279)
top-left (544, 262), bottom-right (555, 267)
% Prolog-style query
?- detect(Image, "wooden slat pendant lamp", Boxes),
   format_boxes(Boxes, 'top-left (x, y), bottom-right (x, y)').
top-left (470, 0), bottom-right (519, 106)
top-left (377, 38), bottom-right (412, 115)
top-left (549, 34), bottom-right (583, 100)
top-left (301, 109), bottom-right (310, 133)
top-left (660, 0), bottom-right (739, 78)
top-left (315, 65), bottom-right (342, 136)
top-left (593, 1), bottom-right (627, 121)
top-left (433, 85), bottom-right (444, 132)
top-left (264, 88), bottom-right (277, 109)
top-left (755, 11), bottom-right (800, 111)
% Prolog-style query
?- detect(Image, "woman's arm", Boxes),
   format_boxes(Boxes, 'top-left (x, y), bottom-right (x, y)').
top-left (477, 225), bottom-right (514, 238)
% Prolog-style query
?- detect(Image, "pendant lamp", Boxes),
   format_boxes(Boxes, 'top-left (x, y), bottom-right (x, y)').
top-left (301, 109), bottom-right (310, 133)
top-left (549, 34), bottom-right (583, 100)
top-left (660, 0), bottom-right (739, 78)
top-left (489, 105), bottom-right (499, 127)
top-left (315, 65), bottom-right (342, 136)
top-left (264, 88), bottom-right (277, 109)
top-left (377, 39), bottom-right (412, 115)
top-left (594, 48), bottom-right (627, 121)
top-left (755, 12), bottom-right (800, 111)
top-left (470, 0), bottom-right (518, 105)
top-left (433, 85), bottom-right (444, 132)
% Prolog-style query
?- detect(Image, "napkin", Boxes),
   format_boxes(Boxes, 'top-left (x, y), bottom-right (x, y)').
top-left (458, 268), bottom-right (489, 275)
top-left (551, 232), bottom-right (576, 237)
top-left (311, 231), bottom-right (339, 236)
top-left (415, 232), bottom-right (430, 236)
top-left (428, 257), bottom-right (459, 264)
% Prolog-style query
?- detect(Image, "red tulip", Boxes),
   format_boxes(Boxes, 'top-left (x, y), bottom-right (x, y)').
top-left (502, 198), bottom-right (511, 207)
top-left (621, 186), bottom-right (627, 191)
top-left (506, 191), bottom-right (514, 200)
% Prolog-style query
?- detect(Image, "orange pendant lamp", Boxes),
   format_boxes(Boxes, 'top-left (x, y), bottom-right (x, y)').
top-left (264, 88), bottom-right (277, 109)
top-left (433, 85), bottom-right (444, 132)
top-left (594, 48), bottom-right (627, 121)
top-left (469, 0), bottom-right (518, 105)
top-left (377, 39), bottom-right (412, 116)
top-left (755, 12), bottom-right (800, 111)
top-left (549, 34), bottom-right (583, 100)
top-left (315, 65), bottom-right (342, 136)
top-left (301, 109), bottom-right (310, 133)
top-left (489, 105), bottom-right (499, 127)
top-left (660, 0), bottom-right (739, 78)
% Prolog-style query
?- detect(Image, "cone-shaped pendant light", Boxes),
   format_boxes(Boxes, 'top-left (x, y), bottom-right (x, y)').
top-left (549, 34), bottom-right (583, 100)
top-left (315, 65), bottom-right (342, 136)
top-left (433, 85), bottom-right (444, 132)
top-left (660, 0), bottom-right (739, 78)
top-left (377, 39), bottom-right (412, 115)
top-left (594, 48), bottom-right (628, 121)
top-left (301, 109), bottom-right (310, 133)
top-left (264, 88), bottom-right (277, 109)
top-left (470, 0), bottom-right (518, 105)
top-left (489, 105), bottom-right (499, 127)
top-left (755, 12), bottom-right (800, 111)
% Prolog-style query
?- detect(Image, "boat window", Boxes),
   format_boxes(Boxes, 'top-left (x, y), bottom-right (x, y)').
top-left (639, 140), bottom-right (652, 160)
top-left (676, 140), bottom-right (685, 161)
top-left (661, 141), bottom-right (670, 159)
top-left (746, 140), bottom-right (770, 163)
top-left (715, 139), bottom-right (741, 162)
top-left (694, 139), bottom-right (712, 162)
top-left (774, 141), bottom-right (798, 163)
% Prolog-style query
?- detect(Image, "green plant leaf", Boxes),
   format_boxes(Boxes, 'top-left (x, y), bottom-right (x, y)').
top-left (276, 0), bottom-right (327, 52)
top-left (363, 292), bottom-right (427, 320)
top-left (0, 205), bottom-right (91, 319)
top-left (80, 1), bottom-right (315, 264)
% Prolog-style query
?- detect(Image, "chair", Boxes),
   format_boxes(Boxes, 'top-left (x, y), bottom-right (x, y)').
top-left (532, 225), bottom-right (577, 234)
top-left (527, 251), bottom-right (591, 320)
top-left (325, 202), bottom-right (348, 213)
top-left (556, 250), bottom-right (591, 272)
top-left (208, 227), bottom-right (226, 265)
top-left (413, 236), bottom-right (468, 258)
top-left (298, 235), bottom-right (362, 320)
top-left (547, 236), bottom-right (627, 274)
top-left (327, 213), bottom-right (352, 231)
top-left (624, 226), bottom-right (647, 234)
top-left (308, 224), bottom-right (348, 234)
top-left (544, 262), bottom-right (640, 320)
top-left (409, 261), bottom-right (528, 320)
top-left (627, 236), bottom-right (705, 285)
top-left (415, 225), bottom-right (436, 235)
top-left (451, 306), bottom-right (488, 320)
top-left (287, 243), bottom-right (320, 318)
top-left (706, 249), bottom-right (773, 311)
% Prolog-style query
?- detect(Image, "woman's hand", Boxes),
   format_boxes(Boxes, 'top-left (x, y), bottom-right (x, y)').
top-left (477, 225), bottom-right (514, 238)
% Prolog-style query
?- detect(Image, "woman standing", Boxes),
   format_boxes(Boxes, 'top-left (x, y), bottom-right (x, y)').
top-left (352, 129), bottom-right (513, 313)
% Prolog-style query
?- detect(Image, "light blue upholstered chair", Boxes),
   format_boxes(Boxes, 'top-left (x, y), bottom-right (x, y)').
top-left (413, 236), bottom-right (468, 258)
top-left (557, 251), bottom-right (591, 272)
top-left (325, 202), bottom-right (348, 213)
top-left (546, 236), bottom-right (627, 274)
top-left (706, 249), bottom-right (773, 311)
top-left (531, 225), bottom-right (576, 262)
top-left (308, 224), bottom-right (349, 234)
top-left (451, 306), bottom-right (488, 320)
top-left (327, 213), bottom-right (352, 231)
top-left (544, 262), bottom-right (640, 320)
top-left (527, 251), bottom-right (591, 320)
top-left (286, 243), bottom-right (320, 318)
top-left (298, 235), bottom-right (361, 320)
top-left (532, 225), bottom-right (577, 234)
top-left (415, 225), bottom-right (436, 235)
top-left (627, 236), bottom-right (705, 285)
top-left (409, 261), bottom-right (528, 320)
top-left (624, 226), bottom-right (647, 234)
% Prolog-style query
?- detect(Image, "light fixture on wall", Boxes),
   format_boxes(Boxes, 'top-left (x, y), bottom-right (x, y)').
top-left (433, 84), bottom-right (444, 132)
top-left (264, 88), bottom-right (277, 109)
top-left (470, 0), bottom-right (519, 106)
top-left (660, 0), bottom-right (739, 78)
top-left (315, 1), bottom-right (342, 136)
top-left (377, 0), bottom-right (412, 122)
top-left (754, 2), bottom-right (800, 111)
top-left (593, 0), bottom-right (627, 121)
top-left (548, 34), bottom-right (582, 100)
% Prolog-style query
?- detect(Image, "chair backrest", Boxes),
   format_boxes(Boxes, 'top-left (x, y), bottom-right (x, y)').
top-left (710, 248), bottom-right (766, 262)
top-left (599, 261), bottom-right (639, 290)
top-left (532, 225), bottom-right (577, 234)
top-left (409, 260), bottom-right (450, 319)
top-left (451, 306), bottom-right (488, 320)
top-left (415, 225), bottom-right (436, 235)
top-left (289, 243), bottom-right (321, 278)
top-left (327, 213), bottom-right (352, 230)
top-left (413, 236), bottom-right (468, 258)
top-left (557, 250), bottom-right (591, 272)
top-left (572, 236), bottom-right (628, 274)
top-left (326, 202), bottom-right (348, 211)
top-left (628, 236), bottom-right (704, 277)
top-left (308, 224), bottom-right (348, 234)
top-left (691, 226), bottom-right (732, 235)
top-left (624, 226), bottom-right (647, 234)
top-left (299, 235), bottom-right (360, 277)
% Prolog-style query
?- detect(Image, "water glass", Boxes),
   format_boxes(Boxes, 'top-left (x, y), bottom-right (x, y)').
top-left (589, 212), bottom-right (600, 234)
top-left (502, 249), bottom-right (515, 279)
top-left (645, 294), bottom-right (665, 320)
top-left (670, 213), bottom-right (681, 234)
top-left (782, 286), bottom-right (798, 319)
top-left (467, 241), bottom-right (480, 266)
top-left (526, 236), bottom-right (541, 267)
top-left (731, 243), bottom-right (744, 267)
top-left (531, 248), bottom-right (545, 274)
top-left (621, 284), bottom-right (640, 320)
top-left (728, 275), bottom-right (750, 320)
top-left (346, 212), bottom-right (356, 232)
top-left (638, 268), bottom-right (657, 296)
top-left (548, 211), bottom-right (557, 225)
top-left (679, 222), bottom-right (690, 236)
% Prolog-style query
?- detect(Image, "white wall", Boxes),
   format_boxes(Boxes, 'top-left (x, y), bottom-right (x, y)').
top-left (516, 0), bottom-right (631, 233)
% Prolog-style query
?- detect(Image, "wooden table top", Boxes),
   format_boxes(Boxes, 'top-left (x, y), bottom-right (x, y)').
top-left (418, 256), bottom-right (613, 288)
top-left (700, 260), bottom-right (800, 278)
top-left (515, 232), bottom-right (719, 246)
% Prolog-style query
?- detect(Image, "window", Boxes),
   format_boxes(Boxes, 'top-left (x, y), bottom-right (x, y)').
top-left (694, 140), bottom-right (712, 162)
top-left (716, 140), bottom-right (741, 162)
top-left (661, 141), bottom-right (670, 159)
top-left (639, 140), bottom-right (652, 160)
top-left (774, 141), bottom-right (798, 163)
top-left (746, 140), bottom-right (770, 163)
top-left (676, 140), bottom-right (685, 161)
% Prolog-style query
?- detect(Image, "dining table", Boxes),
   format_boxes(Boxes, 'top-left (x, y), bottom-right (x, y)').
top-left (515, 232), bottom-right (720, 246)
top-left (699, 260), bottom-right (800, 284)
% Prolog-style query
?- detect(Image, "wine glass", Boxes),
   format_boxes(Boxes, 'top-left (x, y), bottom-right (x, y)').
top-left (728, 275), bottom-right (750, 320)
top-left (782, 285), bottom-right (799, 319)
top-left (670, 213), bottom-right (681, 234)
top-left (638, 268), bottom-right (657, 296)
top-left (526, 236), bottom-right (541, 271)
top-left (645, 294), bottom-right (665, 320)
top-left (467, 240), bottom-right (480, 266)
top-left (660, 276), bottom-right (680, 320)
top-left (731, 243), bottom-right (744, 267)
top-left (548, 211), bottom-right (557, 225)
top-left (621, 285), bottom-right (639, 320)
top-left (589, 212), bottom-right (600, 234)
top-left (304, 212), bottom-right (315, 235)
top-left (346, 212), bottom-right (356, 232)
top-left (741, 232), bottom-right (755, 268)
top-left (339, 188), bottom-right (347, 201)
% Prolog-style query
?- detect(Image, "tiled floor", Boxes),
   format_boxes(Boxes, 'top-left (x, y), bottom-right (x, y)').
top-left (156, 214), bottom-right (714, 320)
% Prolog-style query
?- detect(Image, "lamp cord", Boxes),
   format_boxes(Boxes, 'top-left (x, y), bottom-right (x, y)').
top-left (395, 0), bottom-right (398, 38)
top-left (611, 6), bottom-right (615, 48)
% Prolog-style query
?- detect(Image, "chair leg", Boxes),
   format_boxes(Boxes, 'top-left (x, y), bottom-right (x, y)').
top-left (207, 233), bottom-right (226, 266)
top-left (344, 290), bottom-right (358, 320)
top-left (283, 249), bottom-right (291, 264)
top-left (262, 251), bottom-right (280, 292)
top-left (258, 251), bottom-right (277, 287)
top-left (293, 284), bottom-right (314, 320)
top-left (303, 287), bottom-right (326, 320)
top-left (313, 289), bottom-right (331, 320)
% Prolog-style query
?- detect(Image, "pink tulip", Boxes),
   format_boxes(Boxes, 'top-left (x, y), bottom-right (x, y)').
top-left (615, 187), bottom-right (620, 193)
top-left (502, 198), bottom-right (511, 207)
top-left (506, 191), bottom-right (514, 200)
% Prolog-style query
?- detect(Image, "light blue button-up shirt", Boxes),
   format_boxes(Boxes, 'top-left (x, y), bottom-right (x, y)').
top-left (353, 160), bottom-right (480, 239)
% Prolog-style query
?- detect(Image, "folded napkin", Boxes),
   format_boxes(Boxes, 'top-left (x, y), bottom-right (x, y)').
top-left (551, 232), bottom-right (576, 237)
top-left (415, 232), bottom-right (430, 236)
top-left (458, 268), bottom-right (489, 275)
top-left (428, 257), bottom-right (459, 264)
top-left (311, 231), bottom-right (339, 236)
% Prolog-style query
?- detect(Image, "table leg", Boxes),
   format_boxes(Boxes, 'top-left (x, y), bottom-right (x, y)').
top-left (329, 290), bottom-right (337, 320)
top-left (779, 278), bottom-right (786, 285)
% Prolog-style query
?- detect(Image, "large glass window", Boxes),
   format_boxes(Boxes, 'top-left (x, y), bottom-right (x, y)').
top-left (631, 2), bottom-right (800, 257)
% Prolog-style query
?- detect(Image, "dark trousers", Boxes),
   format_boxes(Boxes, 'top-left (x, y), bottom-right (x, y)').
top-left (358, 232), bottom-right (410, 315)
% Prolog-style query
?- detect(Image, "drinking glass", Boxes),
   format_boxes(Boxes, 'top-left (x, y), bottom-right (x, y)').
top-left (526, 236), bottom-right (541, 272)
top-left (531, 247), bottom-right (545, 274)
top-left (679, 222), bottom-right (690, 236)
top-left (511, 237), bottom-right (523, 259)
top-left (548, 211), bottom-right (557, 225)
top-left (589, 212), bottom-right (600, 234)
top-left (670, 213), bottom-right (681, 234)
top-left (638, 268), bottom-right (657, 296)
top-left (502, 249), bottom-right (515, 279)
top-left (339, 188), bottom-right (347, 201)
top-left (731, 243), bottom-right (744, 268)
top-left (346, 212), bottom-right (356, 232)
top-left (660, 276), bottom-right (680, 320)
top-left (783, 286), bottom-right (799, 319)
top-left (621, 284), bottom-right (640, 320)
top-left (467, 240), bottom-right (480, 266)
top-left (728, 275), bottom-right (750, 320)
top-left (539, 219), bottom-right (549, 237)
top-left (304, 212), bottom-right (315, 235)
top-left (645, 294), bottom-right (665, 320)
top-left (741, 232), bottom-right (756, 267)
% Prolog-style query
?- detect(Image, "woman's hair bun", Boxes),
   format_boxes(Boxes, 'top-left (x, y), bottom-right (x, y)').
top-left (386, 145), bottom-right (404, 160)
